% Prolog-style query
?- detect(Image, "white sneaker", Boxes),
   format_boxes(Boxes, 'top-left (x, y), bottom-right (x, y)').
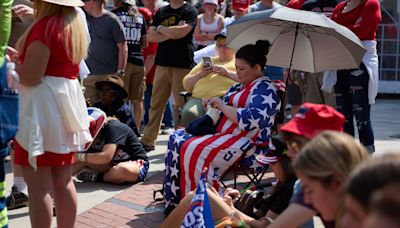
top-left (161, 127), bottom-right (174, 135)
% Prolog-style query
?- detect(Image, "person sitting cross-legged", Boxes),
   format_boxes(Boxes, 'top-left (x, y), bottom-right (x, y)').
top-left (73, 109), bottom-right (149, 184)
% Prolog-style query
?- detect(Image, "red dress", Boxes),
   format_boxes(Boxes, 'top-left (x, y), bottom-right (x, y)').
top-left (14, 16), bottom-right (83, 166)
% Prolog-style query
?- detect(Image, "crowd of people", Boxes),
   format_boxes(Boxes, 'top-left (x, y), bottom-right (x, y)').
top-left (0, 0), bottom-right (399, 227)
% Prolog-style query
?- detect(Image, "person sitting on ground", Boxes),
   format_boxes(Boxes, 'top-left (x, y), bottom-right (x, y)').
top-left (162, 139), bottom-right (297, 228)
top-left (73, 114), bottom-right (148, 184)
top-left (163, 40), bottom-right (281, 215)
top-left (294, 131), bottom-right (369, 227)
top-left (340, 153), bottom-right (400, 228)
top-left (268, 102), bottom-right (345, 228)
top-left (92, 75), bottom-right (140, 137)
top-left (181, 29), bottom-right (237, 127)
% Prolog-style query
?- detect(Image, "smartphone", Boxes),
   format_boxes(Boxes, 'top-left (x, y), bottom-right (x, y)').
top-left (202, 56), bottom-right (212, 68)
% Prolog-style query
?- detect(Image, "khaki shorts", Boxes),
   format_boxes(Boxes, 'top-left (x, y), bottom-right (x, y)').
top-left (124, 62), bottom-right (145, 100)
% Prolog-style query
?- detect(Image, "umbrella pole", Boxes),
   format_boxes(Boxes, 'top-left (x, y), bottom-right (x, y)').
top-left (280, 23), bottom-right (299, 124)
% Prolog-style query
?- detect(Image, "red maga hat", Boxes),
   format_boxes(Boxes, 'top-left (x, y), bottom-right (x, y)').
top-left (280, 103), bottom-right (345, 139)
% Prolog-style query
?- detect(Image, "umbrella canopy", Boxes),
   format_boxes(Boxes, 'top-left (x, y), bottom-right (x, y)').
top-left (226, 6), bottom-right (366, 73)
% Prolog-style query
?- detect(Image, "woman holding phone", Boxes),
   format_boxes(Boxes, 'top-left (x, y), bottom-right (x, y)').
top-left (181, 30), bottom-right (237, 127)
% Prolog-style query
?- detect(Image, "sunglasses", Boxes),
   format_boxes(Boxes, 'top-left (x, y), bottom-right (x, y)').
top-left (285, 140), bottom-right (301, 152)
top-left (97, 88), bottom-right (118, 94)
top-left (216, 44), bottom-right (228, 48)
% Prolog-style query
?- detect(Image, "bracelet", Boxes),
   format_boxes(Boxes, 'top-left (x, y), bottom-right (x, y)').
top-left (156, 25), bottom-right (162, 33)
top-left (261, 216), bottom-right (274, 224)
top-left (77, 153), bottom-right (88, 162)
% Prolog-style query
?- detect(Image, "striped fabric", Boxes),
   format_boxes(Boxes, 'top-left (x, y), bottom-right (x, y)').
top-left (163, 77), bottom-right (280, 210)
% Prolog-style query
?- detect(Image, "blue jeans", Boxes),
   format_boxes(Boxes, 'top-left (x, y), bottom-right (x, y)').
top-left (0, 60), bottom-right (16, 228)
top-left (144, 84), bottom-right (174, 128)
top-left (334, 63), bottom-right (374, 152)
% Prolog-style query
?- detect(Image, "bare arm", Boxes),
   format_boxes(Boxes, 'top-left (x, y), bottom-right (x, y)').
top-left (207, 97), bottom-right (238, 124)
top-left (183, 64), bottom-right (212, 92)
top-left (17, 41), bottom-right (50, 86)
top-left (268, 204), bottom-right (317, 228)
top-left (144, 53), bottom-right (155, 76)
top-left (140, 34), bottom-right (148, 49)
top-left (86, 144), bottom-right (117, 165)
top-left (158, 23), bottom-right (193, 40)
top-left (117, 41), bottom-right (127, 71)
top-left (148, 26), bottom-right (169, 43)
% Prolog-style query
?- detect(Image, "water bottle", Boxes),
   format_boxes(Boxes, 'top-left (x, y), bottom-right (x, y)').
top-left (6, 62), bottom-right (19, 94)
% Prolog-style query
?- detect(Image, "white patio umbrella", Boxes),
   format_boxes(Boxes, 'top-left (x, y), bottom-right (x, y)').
top-left (226, 6), bottom-right (366, 73)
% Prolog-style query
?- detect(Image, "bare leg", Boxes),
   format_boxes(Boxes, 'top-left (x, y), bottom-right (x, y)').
top-left (132, 99), bottom-right (144, 131)
top-left (161, 189), bottom-right (232, 228)
top-left (103, 161), bottom-right (140, 184)
top-left (51, 165), bottom-right (77, 228)
top-left (21, 166), bottom-right (53, 228)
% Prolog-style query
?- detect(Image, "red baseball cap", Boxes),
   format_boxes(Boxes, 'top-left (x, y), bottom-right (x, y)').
top-left (138, 7), bottom-right (153, 22)
top-left (280, 103), bottom-right (345, 139)
top-left (232, 0), bottom-right (250, 12)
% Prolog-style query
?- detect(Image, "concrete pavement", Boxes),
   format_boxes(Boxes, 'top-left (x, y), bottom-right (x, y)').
top-left (6, 99), bottom-right (400, 227)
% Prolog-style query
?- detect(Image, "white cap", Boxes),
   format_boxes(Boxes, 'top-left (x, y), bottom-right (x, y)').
top-left (203, 0), bottom-right (218, 6)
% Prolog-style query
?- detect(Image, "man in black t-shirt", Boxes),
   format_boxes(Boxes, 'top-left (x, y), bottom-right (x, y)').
top-left (112, 0), bottom-right (149, 130)
top-left (140, 0), bottom-right (197, 151)
top-left (74, 120), bottom-right (149, 184)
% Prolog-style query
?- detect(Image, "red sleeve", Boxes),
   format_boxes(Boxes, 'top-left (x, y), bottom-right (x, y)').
top-left (346, 0), bottom-right (381, 39)
top-left (143, 42), bottom-right (157, 57)
top-left (26, 18), bottom-right (56, 49)
top-left (286, 0), bottom-right (307, 9)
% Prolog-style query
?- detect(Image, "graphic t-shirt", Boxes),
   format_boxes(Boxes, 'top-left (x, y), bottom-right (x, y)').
top-left (152, 3), bottom-right (198, 69)
top-left (112, 7), bottom-right (147, 66)
top-left (90, 120), bottom-right (148, 163)
top-left (86, 11), bottom-right (126, 74)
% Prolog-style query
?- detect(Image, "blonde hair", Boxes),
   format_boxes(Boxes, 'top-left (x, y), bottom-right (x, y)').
top-left (294, 131), bottom-right (369, 226)
top-left (294, 131), bottom-right (369, 182)
top-left (16, 0), bottom-right (88, 64)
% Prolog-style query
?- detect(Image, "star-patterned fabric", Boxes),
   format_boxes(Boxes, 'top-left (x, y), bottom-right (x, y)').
top-left (163, 77), bottom-right (280, 210)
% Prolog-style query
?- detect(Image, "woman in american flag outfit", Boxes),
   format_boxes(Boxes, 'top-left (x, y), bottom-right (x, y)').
top-left (163, 40), bottom-right (281, 215)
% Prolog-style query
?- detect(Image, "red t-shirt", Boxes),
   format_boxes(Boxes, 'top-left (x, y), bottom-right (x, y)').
top-left (286, 0), bottom-right (307, 9)
top-left (331, 0), bottom-right (381, 40)
top-left (143, 42), bottom-right (158, 84)
top-left (20, 16), bottom-right (80, 79)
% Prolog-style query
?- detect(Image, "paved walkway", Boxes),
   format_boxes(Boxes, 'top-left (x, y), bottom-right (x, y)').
top-left (6, 99), bottom-right (400, 227)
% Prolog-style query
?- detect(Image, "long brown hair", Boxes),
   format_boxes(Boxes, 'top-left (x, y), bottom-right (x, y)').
top-left (16, 0), bottom-right (88, 64)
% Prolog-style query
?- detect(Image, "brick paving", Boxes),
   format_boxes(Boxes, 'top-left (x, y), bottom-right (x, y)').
top-left (75, 168), bottom-right (276, 228)
top-left (75, 172), bottom-right (165, 228)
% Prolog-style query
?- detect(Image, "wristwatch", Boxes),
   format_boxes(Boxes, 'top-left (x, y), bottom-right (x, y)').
top-left (156, 25), bottom-right (163, 33)
top-left (117, 70), bottom-right (125, 76)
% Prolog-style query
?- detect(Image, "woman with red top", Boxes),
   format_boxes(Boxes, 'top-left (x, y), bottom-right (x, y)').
top-left (10, 0), bottom-right (92, 227)
top-left (331, 0), bottom-right (381, 153)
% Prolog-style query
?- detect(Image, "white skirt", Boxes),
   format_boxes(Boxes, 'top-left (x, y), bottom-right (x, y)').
top-left (15, 76), bottom-right (93, 169)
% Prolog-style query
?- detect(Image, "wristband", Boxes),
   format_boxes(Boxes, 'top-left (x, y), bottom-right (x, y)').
top-left (156, 25), bottom-right (163, 33)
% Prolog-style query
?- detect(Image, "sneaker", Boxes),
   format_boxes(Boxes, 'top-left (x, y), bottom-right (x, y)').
top-left (161, 127), bottom-right (174, 135)
top-left (6, 186), bottom-right (29, 210)
top-left (140, 141), bottom-right (155, 152)
top-left (76, 168), bottom-right (98, 182)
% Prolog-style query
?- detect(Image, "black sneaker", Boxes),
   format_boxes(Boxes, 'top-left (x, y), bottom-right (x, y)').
top-left (6, 186), bottom-right (29, 210)
top-left (141, 141), bottom-right (155, 152)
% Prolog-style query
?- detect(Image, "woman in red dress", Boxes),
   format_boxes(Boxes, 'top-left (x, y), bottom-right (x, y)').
top-left (12, 0), bottom-right (92, 227)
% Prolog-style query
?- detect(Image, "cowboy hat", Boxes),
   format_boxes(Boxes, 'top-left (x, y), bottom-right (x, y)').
top-left (41, 0), bottom-right (84, 7)
top-left (95, 75), bottom-right (128, 99)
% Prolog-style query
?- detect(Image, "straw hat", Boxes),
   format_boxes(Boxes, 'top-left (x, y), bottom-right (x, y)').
top-left (41, 0), bottom-right (84, 7)
top-left (95, 75), bottom-right (128, 99)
